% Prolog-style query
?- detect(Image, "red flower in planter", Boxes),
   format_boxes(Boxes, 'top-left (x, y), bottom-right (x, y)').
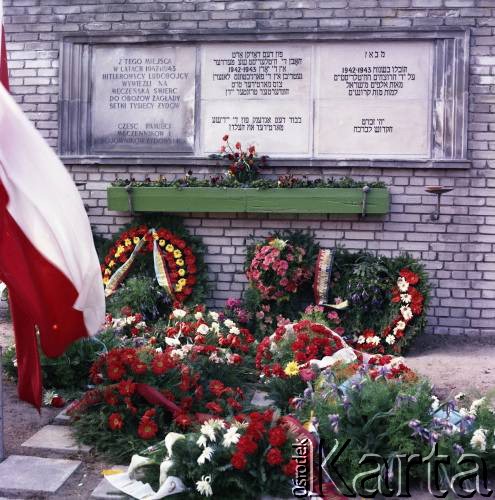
top-left (104, 389), bottom-right (119, 407)
top-left (209, 380), bottom-right (225, 397)
top-left (266, 447), bottom-right (284, 466)
top-left (131, 359), bottom-right (148, 375)
top-left (151, 353), bottom-right (172, 375)
top-left (108, 412), bottom-right (124, 431)
top-left (205, 401), bottom-right (224, 415)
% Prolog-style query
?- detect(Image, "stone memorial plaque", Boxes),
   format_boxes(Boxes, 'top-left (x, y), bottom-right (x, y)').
top-left (315, 41), bottom-right (433, 158)
top-left (91, 45), bottom-right (196, 153)
top-left (200, 43), bottom-right (312, 155)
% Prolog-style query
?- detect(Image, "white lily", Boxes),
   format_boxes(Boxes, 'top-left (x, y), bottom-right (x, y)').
top-left (127, 454), bottom-right (153, 479)
top-left (164, 432), bottom-right (185, 457)
top-left (159, 459), bottom-right (174, 486)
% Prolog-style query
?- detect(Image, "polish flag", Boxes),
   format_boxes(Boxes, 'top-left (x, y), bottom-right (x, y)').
top-left (0, 8), bottom-right (105, 409)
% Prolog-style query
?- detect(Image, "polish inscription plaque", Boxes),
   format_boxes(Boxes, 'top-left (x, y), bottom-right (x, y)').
top-left (91, 45), bottom-right (196, 153)
top-left (200, 43), bottom-right (312, 155)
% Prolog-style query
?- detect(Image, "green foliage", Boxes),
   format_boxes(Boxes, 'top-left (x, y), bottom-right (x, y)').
top-left (112, 175), bottom-right (386, 190)
top-left (3, 330), bottom-right (120, 393)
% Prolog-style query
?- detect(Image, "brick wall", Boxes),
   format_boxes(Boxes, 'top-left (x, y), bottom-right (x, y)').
top-left (3, 0), bottom-right (495, 336)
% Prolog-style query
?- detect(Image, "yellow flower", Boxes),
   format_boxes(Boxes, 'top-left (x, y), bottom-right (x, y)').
top-left (176, 259), bottom-right (184, 266)
top-left (124, 238), bottom-right (132, 247)
top-left (178, 278), bottom-right (187, 286)
top-left (178, 268), bottom-right (186, 277)
top-left (108, 260), bottom-right (115, 268)
top-left (103, 277), bottom-right (109, 285)
top-left (104, 268), bottom-right (111, 276)
top-left (159, 239), bottom-right (166, 247)
top-left (173, 249), bottom-right (182, 259)
top-left (166, 244), bottom-right (174, 253)
top-left (284, 361), bottom-right (300, 377)
top-left (175, 284), bottom-right (183, 292)
top-left (115, 245), bottom-right (125, 257)
top-left (133, 237), bottom-right (140, 244)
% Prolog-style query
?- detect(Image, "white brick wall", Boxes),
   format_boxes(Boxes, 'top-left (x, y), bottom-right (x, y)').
top-left (3, 0), bottom-right (495, 336)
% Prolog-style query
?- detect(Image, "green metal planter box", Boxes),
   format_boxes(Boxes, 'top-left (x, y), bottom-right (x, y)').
top-left (107, 186), bottom-right (390, 215)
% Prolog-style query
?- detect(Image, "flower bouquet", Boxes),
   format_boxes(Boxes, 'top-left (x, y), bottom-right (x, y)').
top-left (219, 135), bottom-right (266, 184)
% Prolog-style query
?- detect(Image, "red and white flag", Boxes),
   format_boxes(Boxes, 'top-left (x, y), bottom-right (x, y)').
top-left (0, 7), bottom-right (105, 409)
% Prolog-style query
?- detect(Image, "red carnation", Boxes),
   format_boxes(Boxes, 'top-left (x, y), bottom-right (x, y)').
top-left (400, 268), bottom-right (420, 285)
top-left (174, 413), bottom-right (192, 429)
top-left (138, 417), bottom-right (158, 440)
top-left (268, 426), bottom-right (287, 447)
top-left (266, 447), bottom-right (284, 466)
top-left (131, 360), bottom-right (148, 375)
top-left (118, 379), bottom-right (136, 396)
top-left (205, 401), bottom-right (224, 415)
top-left (107, 362), bottom-right (125, 381)
top-left (209, 380), bottom-right (226, 397)
top-left (108, 412), bottom-right (123, 431)
top-left (231, 452), bottom-right (247, 470)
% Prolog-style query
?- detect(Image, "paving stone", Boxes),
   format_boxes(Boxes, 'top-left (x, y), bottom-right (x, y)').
top-left (0, 455), bottom-right (81, 494)
top-left (21, 425), bottom-right (92, 454)
top-left (53, 406), bottom-right (71, 425)
top-left (91, 466), bottom-right (127, 499)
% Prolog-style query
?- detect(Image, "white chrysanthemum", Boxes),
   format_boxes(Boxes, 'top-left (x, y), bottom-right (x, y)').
top-left (211, 322), bottom-right (220, 333)
top-left (197, 324), bottom-right (210, 335)
top-left (224, 319), bottom-right (235, 329)
top-left (385, 334), bottom-right (396, 345)
top-left (209, 311), bottom-right (219, 321)
top-left (357, 336), bottom-right (365, 344)
top-left (431, 396), bottom-right (440, 411)
top-left (400, 306), bottom-right (413, 321)
top-left (400, 293), bottom-right (412, 304)
top-left (397, 276), bottom-right (409, 292)
top-left (135, 321), bottom-right (147, 330)
top-left (470, 429), bottom-right (487, 451)
top-left (126, 316), bottom-right (136, 325)
top-left (200, 419), bottom-right (224, 442)
top-left (196, 434), bottom-right (208, 449)
top-left (470, 398), bottom-right (486, 416)
top-left (172, 309), bottom-right (187, 319)
top-left (371, 336), bottom-right (380, 345)
top-left (196, 476), bottom-right (213, 497)
top-left (229, 326), bottom-right (240, 335)
top-left (165, 337), bottom-right (181, 347)
top-left (396, 321), bottom-right (406, 330)
top-left (194, 311), bottom-right (203, 320)
top-left (170, 348), bottom-right (185, 360)
top-left (197, 446), bottom-right (214, 465)
top-left (222, 426), bottom-right (241, 447)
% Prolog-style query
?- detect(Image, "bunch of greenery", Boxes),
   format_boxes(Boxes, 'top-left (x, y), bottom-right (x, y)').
top-left (112, 175), bottom-right (386, 191)
top-left (3, 330), bottom-right (119, 396)
top-left (297, 371), bottom-right (495, 496)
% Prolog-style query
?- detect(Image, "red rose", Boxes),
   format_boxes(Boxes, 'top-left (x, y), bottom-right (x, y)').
top-left (283, 459), bottom-right (297, 477)
top-left (108, 412), bottom-right (123, 431)
top-left (118, 379), bottom-right (136, 396)
top-left (237, 435), bottom-right (258, 455)
top-left (51, 395), bottom-right (65, 408)
top-left (222, 134), bottom-right (229, 141)
top-left (231, 452), bottom-right (247, 470)
top-left (268, 426), bottom-right (287, 447)
top-left (138, 417), bottom-right (158, 440)
top-left (266, 447), bottom-right (284, 466)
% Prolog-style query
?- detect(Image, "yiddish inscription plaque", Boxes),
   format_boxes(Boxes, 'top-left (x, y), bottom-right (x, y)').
top-left (200, 43), bottom-right (312, 155)
top-left (91, 45), bottom-right (196, 153)
top-left (315, 41), bottom-right (432, 157)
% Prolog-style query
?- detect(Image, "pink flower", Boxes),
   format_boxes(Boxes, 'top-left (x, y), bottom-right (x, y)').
top-left (327, 311), bottom-right (339, 321)
top-left (300, 368), bottom-right (316, 382)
